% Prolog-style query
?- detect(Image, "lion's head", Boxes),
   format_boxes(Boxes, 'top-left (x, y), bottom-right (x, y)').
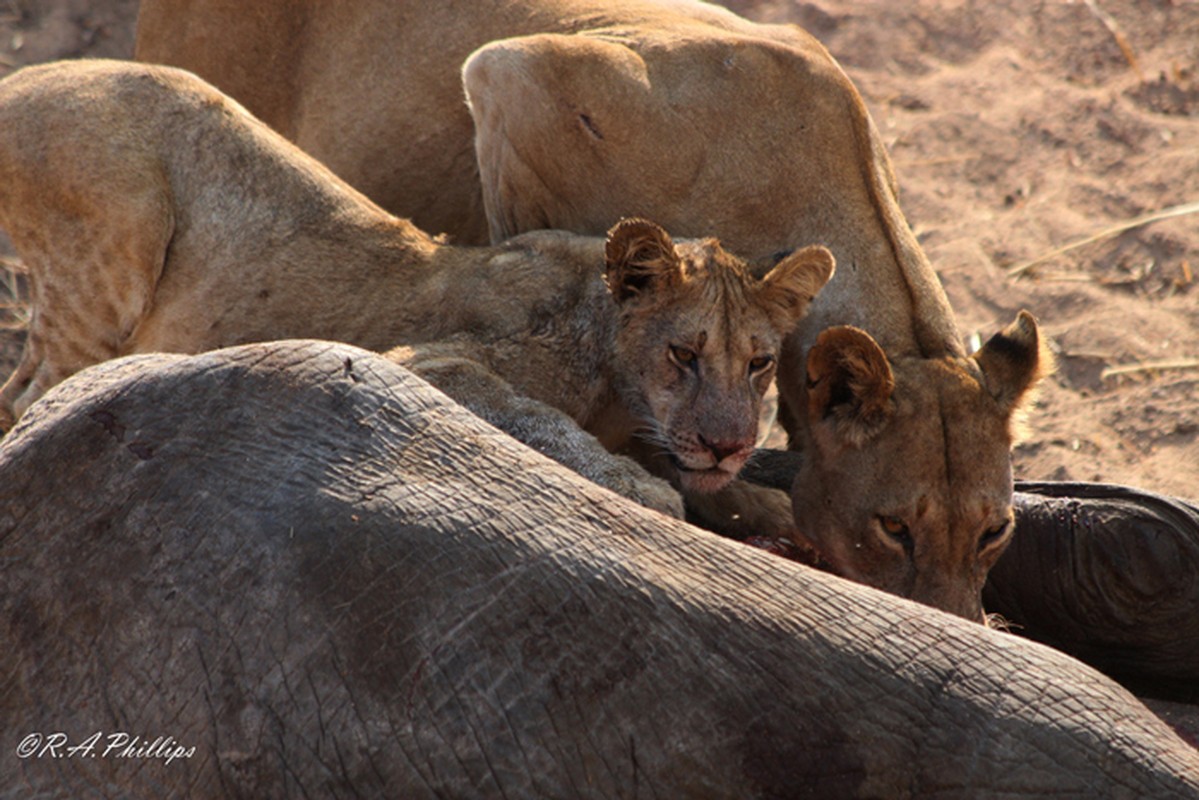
top-left (603, 219), bottom-right (834, 495)
top-left (789, 314), bottom-right (1051, 621)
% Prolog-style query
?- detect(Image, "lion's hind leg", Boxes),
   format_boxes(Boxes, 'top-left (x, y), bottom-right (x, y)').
top-left (0, 190), bottom-right (175, 431)
top-left (0, 62), bottom-right (181, 431)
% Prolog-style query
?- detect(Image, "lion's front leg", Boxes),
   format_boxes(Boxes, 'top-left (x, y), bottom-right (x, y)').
top-left (388, 343), bottom-right (684, 519)
top-left (683, 480), bottom-right (800, 542)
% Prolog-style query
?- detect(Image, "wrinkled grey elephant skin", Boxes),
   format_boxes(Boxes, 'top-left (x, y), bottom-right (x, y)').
top-left (744, 450), bottom-right (1199, 693)
top-left (984, 482), bottom-right (1199, 692)
top-left (2, 341), bottom-right (1197, 798)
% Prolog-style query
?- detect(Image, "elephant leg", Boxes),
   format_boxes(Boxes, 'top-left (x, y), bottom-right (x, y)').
top-left (389, 343), bottom-right (683, 519)
top-left (986, 480), bottom-right (1199, 689)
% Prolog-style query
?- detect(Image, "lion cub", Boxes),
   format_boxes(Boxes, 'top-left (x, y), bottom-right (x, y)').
top-left (0, 60), bottom-right (833, 518)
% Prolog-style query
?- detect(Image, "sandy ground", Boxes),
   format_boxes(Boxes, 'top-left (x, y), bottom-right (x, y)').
top-left (1, 0), bottom-right (1197, 745)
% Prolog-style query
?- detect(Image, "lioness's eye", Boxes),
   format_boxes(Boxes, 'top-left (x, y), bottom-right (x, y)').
top-left (979, 521), bottom-right (1012, 551)
top-left (748, 354), bottom-right (775, 374)
top-left (669, 345), bottom-right (698, 371)
top-left (878, 515), bottom-right (913, 549)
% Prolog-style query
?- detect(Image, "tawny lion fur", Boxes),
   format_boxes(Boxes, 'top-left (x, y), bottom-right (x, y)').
top-left (0, 60), bottom-right (835, 525)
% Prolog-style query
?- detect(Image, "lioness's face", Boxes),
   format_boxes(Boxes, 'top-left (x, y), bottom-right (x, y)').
top-left (604, 219), bottom-right (833, 494)
top-left (789, 315), bottom-right (1048, 621)
top-left (793, 359), bottom-right (1018, 622)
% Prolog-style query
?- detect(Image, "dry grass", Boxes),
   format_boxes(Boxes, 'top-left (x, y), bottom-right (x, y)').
top-left (0, 254), bottom-right (29, 330)
top-left (1083, 0), bottom-right (1143, 81)
top-left (1006, 200), bottom-right (1199, 278)
top-left (1101, 359), bottom-right (1199, 381)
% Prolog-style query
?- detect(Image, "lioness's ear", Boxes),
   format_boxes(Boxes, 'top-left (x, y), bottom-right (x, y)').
top-left (974, 310), bottom-right (1053, 415)
top-left (806, 326), bottom-right (894, 447)
top-left (604, 217), bottom-right (682, 301)
top-left (756, 245), bottom-right (835, 330)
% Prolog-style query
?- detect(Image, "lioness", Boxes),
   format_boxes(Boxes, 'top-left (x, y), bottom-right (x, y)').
top-left (134, 0), bottom-right (1050, 620)
top-left (0, 60), bottom-right (833, 521)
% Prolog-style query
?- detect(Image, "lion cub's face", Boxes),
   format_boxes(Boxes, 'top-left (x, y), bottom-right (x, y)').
top-left (790, 315), bottom-right (1051, 621)
top-left (604, 219), bottom-right (834, 494)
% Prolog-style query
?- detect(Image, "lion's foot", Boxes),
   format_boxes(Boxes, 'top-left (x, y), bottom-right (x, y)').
top-left (685, 480), bottom-right (798, 540)
top-left (588, 455), bottom-right (685, 519)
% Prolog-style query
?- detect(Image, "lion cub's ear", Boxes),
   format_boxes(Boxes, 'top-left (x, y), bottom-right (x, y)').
top-left (974, 310), bottom-right (1053, 416)
top-left (756, 245), bottom-right (836, 330)
top-left (604, 218), bottom-right (682, 302)
top-left (806, 326), bottom-right (895, 448)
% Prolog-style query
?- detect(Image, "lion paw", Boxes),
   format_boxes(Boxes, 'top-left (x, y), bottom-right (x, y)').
top-left (590, 456), bottom-right (684, 519)
top-left (629, 476), bottom-right (686, 520)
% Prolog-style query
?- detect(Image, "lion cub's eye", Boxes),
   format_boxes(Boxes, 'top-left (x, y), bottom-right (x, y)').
top-left (669, 345), bottom-right (699, 372)
top-left (878, 515), bottom-right (913, 550)
top-left (748, 354), bottom-right (775, 374)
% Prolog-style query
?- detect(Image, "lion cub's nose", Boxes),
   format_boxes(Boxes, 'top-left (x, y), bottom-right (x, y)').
top-left (699, 434), bottom-right (750, 463)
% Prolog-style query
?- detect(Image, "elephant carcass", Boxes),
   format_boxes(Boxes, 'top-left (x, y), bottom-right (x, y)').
top-left (2, 340), bottom-right (1197, 798)
top-left (746, 450), bottom-right (1199, 694)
